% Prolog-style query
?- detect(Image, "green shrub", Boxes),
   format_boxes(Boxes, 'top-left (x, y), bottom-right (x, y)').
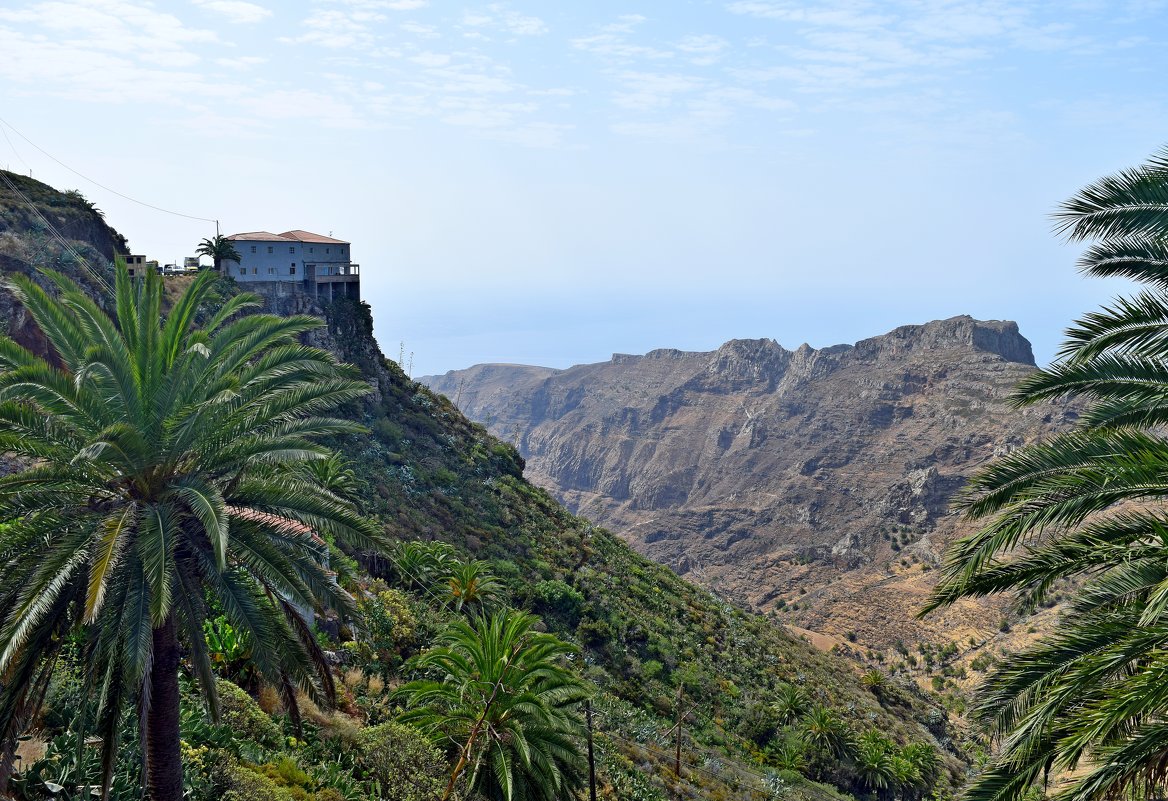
top-left (222, 762), bottom-right (294, 801)
top-left (532, 579), bottom-right (585, 628)
top-left (352, 588), bottom-right (421, 678)
top-left (355, 721), bottom-right (446, 801)
top-left (217, 679), bottom-right (281, 747)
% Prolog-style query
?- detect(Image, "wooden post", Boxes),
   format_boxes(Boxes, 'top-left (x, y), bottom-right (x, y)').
top-left (674, 684), bottom-right (684, 797)
top-left (585, 700), bottom-right (597, 801)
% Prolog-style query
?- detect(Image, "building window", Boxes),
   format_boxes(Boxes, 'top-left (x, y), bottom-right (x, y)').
top-left (289, 246), bottom-right (295, 254)
top-left (289, 265), bottom-right (296, 275)
top-left (341, 247), bottom-right (345, 255)
top-left (325, 248), bottom-right (330, 254)
top-left (250, 245), bottom-right (256, 253)
top-left (252, 267), bottom-right (258, 274)
top-left (268, 267), bottom-right (275, 275)
top-left (267, 246), bottom-right (273, 254)
top-left (239, 266), bottom-right (246, 275)
top-left (309, 247), bottom-right (314, 253)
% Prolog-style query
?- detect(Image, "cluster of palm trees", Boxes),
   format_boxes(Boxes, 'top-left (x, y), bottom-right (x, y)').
top-left (768, 681), bottom-right (937, 797)
top-left (392, 540), bottom-right (504, 614)
top-left (388, 543), bottom-right (589, 799)
top-left (926, 146), bottom-right (1168, 801)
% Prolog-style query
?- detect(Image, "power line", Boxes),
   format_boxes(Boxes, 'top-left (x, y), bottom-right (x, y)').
top-left (0, 124), bottom-right (30, 173)
top-left (0, 167), bottom-right (110, 292)
top-left (0, 115), bottom-right (217, 225)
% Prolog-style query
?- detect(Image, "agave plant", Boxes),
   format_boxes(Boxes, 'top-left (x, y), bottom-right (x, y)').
top-left (0, 264), bottom-right (386, 799)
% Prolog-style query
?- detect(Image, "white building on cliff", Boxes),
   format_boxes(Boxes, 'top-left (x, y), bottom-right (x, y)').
top-left (223, 230), bottom-right (360, 301)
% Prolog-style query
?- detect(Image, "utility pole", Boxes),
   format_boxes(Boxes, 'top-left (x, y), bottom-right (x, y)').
top-left (674, 684), bottom-right (684, 798)
top-left (585, 700), bottom-right (597, 801)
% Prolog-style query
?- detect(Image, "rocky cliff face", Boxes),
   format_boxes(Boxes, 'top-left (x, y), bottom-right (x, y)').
top-left (423, 317), bottom-right (1073, 652)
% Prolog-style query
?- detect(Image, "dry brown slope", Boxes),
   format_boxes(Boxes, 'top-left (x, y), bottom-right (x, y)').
top-left (422, 316), bottom-right (1076, 653)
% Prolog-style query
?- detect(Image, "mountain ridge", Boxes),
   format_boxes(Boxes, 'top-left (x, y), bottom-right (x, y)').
top-left (422, 314), bottom-right (1072, 664)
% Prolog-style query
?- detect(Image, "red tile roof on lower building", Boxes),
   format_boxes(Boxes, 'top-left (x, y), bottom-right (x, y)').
top-left (226, 231), bottom-right (296, 242)
top-left (280, 230), bottom-right (349, 244)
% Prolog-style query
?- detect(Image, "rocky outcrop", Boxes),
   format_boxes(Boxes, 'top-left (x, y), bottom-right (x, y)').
top-left (422, 316), bottom-right (1070, 651)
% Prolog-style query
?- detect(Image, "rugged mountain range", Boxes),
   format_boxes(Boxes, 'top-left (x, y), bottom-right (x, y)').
top-left (423, 317), bottom-right (1076, 653)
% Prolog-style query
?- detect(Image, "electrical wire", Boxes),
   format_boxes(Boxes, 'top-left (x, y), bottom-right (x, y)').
top-left (0, 167), bottom-right (110, 291)
top-left (0, 115), bottom-right (217, 224)
top-left (0, 124), bottom-right (30, 173)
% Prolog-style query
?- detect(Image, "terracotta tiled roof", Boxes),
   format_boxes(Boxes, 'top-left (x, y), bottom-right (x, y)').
top-left (280, 230), bottom-right (349, 245)
top-left (225, 231), bottom-right (296, 242)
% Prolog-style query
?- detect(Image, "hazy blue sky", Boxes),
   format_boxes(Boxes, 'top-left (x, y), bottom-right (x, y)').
top-left (1, 1), bottom-right (1166, 376)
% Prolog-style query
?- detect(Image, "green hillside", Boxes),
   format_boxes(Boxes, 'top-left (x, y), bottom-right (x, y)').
top-left (0, 170), bottom-right (967, 800)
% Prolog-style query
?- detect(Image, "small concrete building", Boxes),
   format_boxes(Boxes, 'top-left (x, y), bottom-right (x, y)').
top-left (122, 254), bottom-right (147, 276)
top-left (223, 230), bottom-right (360, 300)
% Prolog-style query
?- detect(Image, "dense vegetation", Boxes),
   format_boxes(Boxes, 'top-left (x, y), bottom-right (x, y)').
top-left (0, 169), bottom-right (959, 800)
top-left (926, 146), bottom-right (1168, 801)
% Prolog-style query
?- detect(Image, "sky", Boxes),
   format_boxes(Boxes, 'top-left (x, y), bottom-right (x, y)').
top-left (1, 0), bottom-right (1166, 377)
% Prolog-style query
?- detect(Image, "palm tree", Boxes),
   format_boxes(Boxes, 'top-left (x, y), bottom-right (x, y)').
top-left (393, 540), bottom-right (457, 593)
top-left (854, 730), bottom-right (895, 795)
top-left (440, 560), bottom-right (503, 614)
top-left (0, 264), bottom-right (386, 799)
top-left (195, 234), bottom-right (241, 273)
top-left (924, 146), bottom-right (1168, 801)
top-left (801, 705), bottom-right (852, 760)
top-left (397, 609), bottom-right (588, 801)
top-left (772, 681), bottom-right (811, 725)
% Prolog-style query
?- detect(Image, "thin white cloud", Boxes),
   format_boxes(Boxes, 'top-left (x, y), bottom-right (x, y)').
top-left (215, 55), bottom-right (267, 68)
top-left (676, 34), bottom-right (729, 65)
top-left (191, 0), bottom-right (271, 24)
top-left (726, 1), bottom-right (891, 29)
top-left (281, 8), bottom-right (385, 49)
top-left (410, 51), bottom-right (451, 67)
top-left (400, 20), bottom-right (439, 37)
top-left (327, 0), bottom-right (427, 8)
top-left (460, 4), bottom-right (548, 38)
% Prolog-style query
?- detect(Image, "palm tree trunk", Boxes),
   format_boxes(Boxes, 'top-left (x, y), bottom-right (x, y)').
top-left (145, 616), bottom-right (183, 801)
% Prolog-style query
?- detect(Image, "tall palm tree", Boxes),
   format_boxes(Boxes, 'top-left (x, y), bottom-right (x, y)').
top-left (0, 264), bottom-right (386, 799)
top-left (397, 609), bottom-right (588, 801)
top-left (195, 234), bottom-right (241, 273)
top-left (924, 146), bottom-right (1168, 801)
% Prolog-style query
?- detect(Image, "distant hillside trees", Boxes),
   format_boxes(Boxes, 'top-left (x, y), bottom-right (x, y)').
top-left (926, 146), bottom-right (1168, 801)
